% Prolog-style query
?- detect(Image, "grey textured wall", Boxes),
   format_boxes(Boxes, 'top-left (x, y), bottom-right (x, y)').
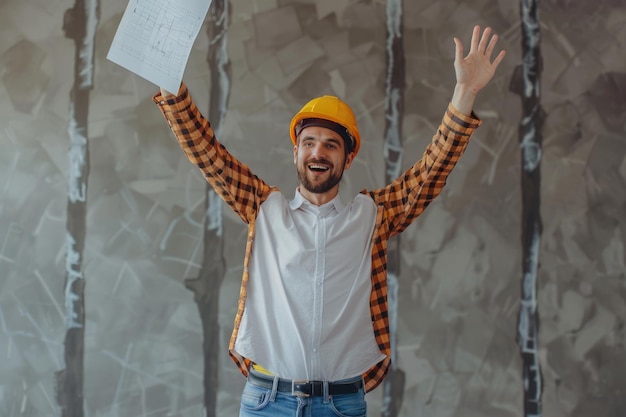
top-left (1, 0), bottom-right (625, 416)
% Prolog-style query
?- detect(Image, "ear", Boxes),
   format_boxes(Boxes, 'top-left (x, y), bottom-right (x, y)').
top-left (343, 151), bottom-right (355, 170)
top-left (293, 144), bottom-right (298, 165)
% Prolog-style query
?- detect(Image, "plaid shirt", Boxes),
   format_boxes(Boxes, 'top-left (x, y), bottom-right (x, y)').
top-left (154, 84), bottom-right (481, 392)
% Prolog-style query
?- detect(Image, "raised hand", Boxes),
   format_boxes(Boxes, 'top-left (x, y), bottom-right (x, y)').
top-left (451, 25), bottom-right (506, 114)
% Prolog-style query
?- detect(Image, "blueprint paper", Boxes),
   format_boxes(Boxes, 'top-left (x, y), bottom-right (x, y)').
top-left (107, 0), bottom-right (213, 93)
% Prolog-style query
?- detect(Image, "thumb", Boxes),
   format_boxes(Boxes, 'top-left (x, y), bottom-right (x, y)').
top-left (453, 37), bottom-right (464, 64)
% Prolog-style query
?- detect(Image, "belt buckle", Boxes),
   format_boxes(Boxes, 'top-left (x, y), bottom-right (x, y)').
top-left (291, 380), bottom-right (310, 397)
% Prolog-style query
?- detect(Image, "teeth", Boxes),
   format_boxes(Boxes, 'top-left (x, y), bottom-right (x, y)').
top-left (309, 164), bottom-right (329, 171)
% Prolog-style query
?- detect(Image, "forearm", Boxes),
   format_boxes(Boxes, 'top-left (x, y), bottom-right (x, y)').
top-left (371, 103), bottom-right (481, 235)
top-left (153, 84), bottom-right (271, 222)
top-left (154, 85), bottom-right (225, 183)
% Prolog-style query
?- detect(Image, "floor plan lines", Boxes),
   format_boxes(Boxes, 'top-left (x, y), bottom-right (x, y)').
top-left (107, 0), bottom-right (213, 92)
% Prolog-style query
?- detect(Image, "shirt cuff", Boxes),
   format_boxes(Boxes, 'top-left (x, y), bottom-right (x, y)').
top-left (152, 82), bottom-right (190, 111)
top-left (446, 102), bottom-right (482, 133)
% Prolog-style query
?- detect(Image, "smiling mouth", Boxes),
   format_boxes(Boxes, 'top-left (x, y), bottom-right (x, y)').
top-left (308, 164), bottom-right (330, 172)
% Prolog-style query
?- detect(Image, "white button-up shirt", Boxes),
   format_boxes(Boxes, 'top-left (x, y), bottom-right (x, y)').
top-left (234, 190), bottom-right (386, 381)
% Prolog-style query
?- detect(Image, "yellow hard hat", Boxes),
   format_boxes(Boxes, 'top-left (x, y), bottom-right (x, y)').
top-left (290, 95), bottom-right (361, 156)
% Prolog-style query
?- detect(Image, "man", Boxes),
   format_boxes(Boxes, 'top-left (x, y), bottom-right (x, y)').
top-left (154, 25), bottom-right (505, 417)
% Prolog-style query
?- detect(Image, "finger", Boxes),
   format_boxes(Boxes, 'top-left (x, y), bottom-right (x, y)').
top-left (470, 25), bottom-right (480, 52)
top-left (491, 50), bottom-right (506, 70)
top-left (486, 33), bottom-right (499, 58)
top-left (453, 37), bottom-right (464, 63)
top-left (478, 27), bottom-right (492, 53)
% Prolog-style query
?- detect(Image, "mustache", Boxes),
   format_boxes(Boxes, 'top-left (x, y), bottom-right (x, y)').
top-left (305, 157), bottom-right (333, 167)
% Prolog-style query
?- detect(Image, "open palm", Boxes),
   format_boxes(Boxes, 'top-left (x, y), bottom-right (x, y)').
top-left (454, 25), bottom-right (506, 94)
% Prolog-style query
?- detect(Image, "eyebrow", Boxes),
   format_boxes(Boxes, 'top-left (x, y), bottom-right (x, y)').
top-left (301, 136), bottom-right (343, 147)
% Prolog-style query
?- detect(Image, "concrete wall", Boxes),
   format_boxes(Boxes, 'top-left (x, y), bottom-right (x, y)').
top-left (1, 0), bottom-right (625, 416)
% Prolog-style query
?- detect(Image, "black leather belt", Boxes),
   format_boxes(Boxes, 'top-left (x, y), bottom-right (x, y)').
top-left (248, 371), bottom-right (363, 397)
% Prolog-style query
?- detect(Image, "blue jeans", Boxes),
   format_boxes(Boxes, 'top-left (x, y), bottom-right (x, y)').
top-left (238, 375), bottom-right (367, 417)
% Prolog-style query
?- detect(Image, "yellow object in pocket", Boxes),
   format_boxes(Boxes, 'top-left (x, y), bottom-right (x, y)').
top-left (251, 363), bottom-right (274, 376)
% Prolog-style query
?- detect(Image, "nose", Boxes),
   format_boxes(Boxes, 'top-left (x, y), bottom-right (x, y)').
top-left (310, 141), bottom-right (326, 158)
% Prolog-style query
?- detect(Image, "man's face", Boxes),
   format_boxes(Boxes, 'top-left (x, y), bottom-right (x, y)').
top-left (294, 125), bottom-right (354, 195)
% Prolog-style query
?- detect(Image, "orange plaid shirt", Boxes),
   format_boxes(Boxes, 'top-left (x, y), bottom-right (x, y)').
top-left (154, 84), bottom-right (481, 392)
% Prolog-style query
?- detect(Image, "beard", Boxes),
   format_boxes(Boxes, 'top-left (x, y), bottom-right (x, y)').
top-left (297, 158), bottom-right (345, 194)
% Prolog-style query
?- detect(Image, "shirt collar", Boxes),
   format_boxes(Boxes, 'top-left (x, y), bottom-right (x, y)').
top-left (289, 188), bottom-right (345, 215)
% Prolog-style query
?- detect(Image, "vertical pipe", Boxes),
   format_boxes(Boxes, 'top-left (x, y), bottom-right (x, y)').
top-left (57, 1), bottom-right (99, 417)
top-left (183, 1), bottom-right (230, 416)
top-left (518, 1), bottom-right (544, 416)
top-left (381, 0), bottom-right (406, 416)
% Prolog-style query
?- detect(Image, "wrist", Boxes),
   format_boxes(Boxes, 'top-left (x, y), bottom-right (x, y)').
top-left (450, 83), bottom-right (478, 116)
